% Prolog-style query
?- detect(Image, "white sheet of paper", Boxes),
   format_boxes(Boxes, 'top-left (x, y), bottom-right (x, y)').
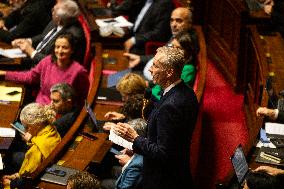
top-left (0, 48), bottom-right (27, 58)
top-left (265, 122), bottom-right (284, 135)
top-left (95, 16), bottom-right (133, 28)
top-left (109, 129), bottom-right (133, 150)
top-left (0, 127), bottom-right (15, 137)
top-left (0, 86), bottom-right (22, 102)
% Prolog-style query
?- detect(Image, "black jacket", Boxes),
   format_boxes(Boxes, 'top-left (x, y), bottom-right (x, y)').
top-left (133, 81), bottom-right (198, 189)
top-left (0, 0), bottom-right (50, 43)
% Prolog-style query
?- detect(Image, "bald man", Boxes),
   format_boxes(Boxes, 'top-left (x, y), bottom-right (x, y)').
top-left (124, 7), bottom-right (199, 80)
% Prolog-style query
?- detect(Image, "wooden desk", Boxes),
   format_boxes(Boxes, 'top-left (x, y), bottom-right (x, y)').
top-left (241, 25), bottom-right (284, 183)
top-left (78, 0), bottom-right (129, 49)
top-left (37, 133), bottom-right (110, 189)
top-left (0, 42), bottom-right (22, 69)
top-left (0, 81), bottom-right (24, 127)
top-left (0, 81), bottom-right (24, 150)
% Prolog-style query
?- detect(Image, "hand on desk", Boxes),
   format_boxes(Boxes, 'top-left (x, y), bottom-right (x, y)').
top-left (123, 52), bottom-right (141, 68)
top-left (254, 166), bottom-right (284, 176)
top-left (11, 38), bottom-right (33, 57)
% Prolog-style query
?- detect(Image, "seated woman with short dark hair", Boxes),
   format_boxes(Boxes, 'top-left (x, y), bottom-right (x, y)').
top-left (0, 33), bottom-right (89, 108)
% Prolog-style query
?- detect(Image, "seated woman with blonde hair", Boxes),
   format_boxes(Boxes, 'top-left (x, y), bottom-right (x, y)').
top-left (104, 73), bottom-right (146, 122)
top-left (2, 103), bottom-right (61, 188)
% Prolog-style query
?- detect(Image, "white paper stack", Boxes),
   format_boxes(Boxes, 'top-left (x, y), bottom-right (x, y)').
top-left (0, 127), bottom-right (15, 137)
top-left (0, 48), bottom-right (27, 58)
top-left (109, 129), bottom-right (133, 150)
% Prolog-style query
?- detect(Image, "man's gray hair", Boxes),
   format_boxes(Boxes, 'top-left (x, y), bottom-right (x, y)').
top-left (156, 46), bottom-right (185, 76)
top-left (127, 118), bottom-right (147, 137)
top-left (55, 0), bottom-right (80, 24)
top-left (50, 83), bottom-right (76, 101)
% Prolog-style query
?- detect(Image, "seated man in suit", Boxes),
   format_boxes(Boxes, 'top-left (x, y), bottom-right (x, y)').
top-left (11, 0), bottom-right (85, 68)
top-left (101, 118), bottom-right (147, 189)
top-left (124, 7), bottom-right (199, 78)
top-left (1, 83), bottom-right (79, 177)
top-left (50, 83), bottom-right (80, 137)
top-left (111, 0), bottom-right (174, 55)
top-left (113, 46), bottom-right (199, 189)
top-left (0, 0), bottom-right (51, 43)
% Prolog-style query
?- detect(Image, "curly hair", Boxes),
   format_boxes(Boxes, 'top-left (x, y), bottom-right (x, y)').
top-left (120, 94), bottom-right (144, 120)
top-left (116, 73), bottom-right (146, 97)
top-left (67, 171), bottom-right (101, 189)
top-left (20, 103), bottom-right (56, 126)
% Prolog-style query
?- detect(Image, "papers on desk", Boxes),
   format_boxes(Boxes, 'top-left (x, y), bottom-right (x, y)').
top-left (109, 129), bottom-right (133, 150)
top-left (265, 122), bottom-right (284, 135)
top-left (0, 48), bottom-right (27, 58)
top-left (0, 127), bottom-right (15, 137)
top-left (95, 16), bottom-right (132, 37)
top-left (257, 122), bottom-right (284, 148)
top-left (96, 16), bottom-right (133, 28)
top-left (0, 86), bottom-right (22, 102)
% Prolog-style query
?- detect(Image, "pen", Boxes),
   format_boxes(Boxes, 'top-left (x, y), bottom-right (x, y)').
top-left (0, 100), bottom-right (11, 104)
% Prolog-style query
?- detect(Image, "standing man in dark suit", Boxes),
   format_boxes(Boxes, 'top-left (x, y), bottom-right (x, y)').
top-left (113, 46), bottom-right (199, 189)
top-left (111, 0), bottom-right (174, 55)
top-left (11, 0), bottom-right (85, 68)
top-left (0, 0), bottom-right (50, 43)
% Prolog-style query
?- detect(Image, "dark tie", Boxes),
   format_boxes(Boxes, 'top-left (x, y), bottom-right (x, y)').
top-left (36, 27), bottom-right (58, 52)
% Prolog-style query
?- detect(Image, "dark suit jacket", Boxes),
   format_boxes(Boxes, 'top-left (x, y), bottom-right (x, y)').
top-left (21, 19), bottom-right (86, 68)
top-left (271, 0), bottom-right (284, 37)
top-left (133, 81), bottom-right (198, 189)
top-left (112, 0), bottom-right (174, 55)
top-left (277, 110), bottom-right (284, 122)
top-left (0, 0), bottom-right (50, 43)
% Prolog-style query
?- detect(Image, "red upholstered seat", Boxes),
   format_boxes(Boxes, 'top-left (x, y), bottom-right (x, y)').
top-left (172, 0), bottom-right (182, 8)
top-left (78, 14), bottom-right (92, 70)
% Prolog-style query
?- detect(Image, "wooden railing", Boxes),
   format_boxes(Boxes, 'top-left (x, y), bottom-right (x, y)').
top-left (193, 25), bottom-right (207, 103)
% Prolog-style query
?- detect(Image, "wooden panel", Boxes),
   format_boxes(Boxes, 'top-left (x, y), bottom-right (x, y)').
top-left (204, 0), bottom-right (248, 91)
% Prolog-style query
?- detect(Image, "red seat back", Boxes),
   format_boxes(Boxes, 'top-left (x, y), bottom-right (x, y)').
top-left (172, 0), bottom-right (182, 8)
top-left (145, 41), bottom-right (166, 55)
top-left (78, 14), bottom-right (91, 70)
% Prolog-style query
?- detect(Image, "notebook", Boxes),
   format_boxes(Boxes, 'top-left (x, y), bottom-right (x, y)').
top-left (231, 145), bottom-right (250, 188)
top-left (40, 164), bottom-right (79, 185)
